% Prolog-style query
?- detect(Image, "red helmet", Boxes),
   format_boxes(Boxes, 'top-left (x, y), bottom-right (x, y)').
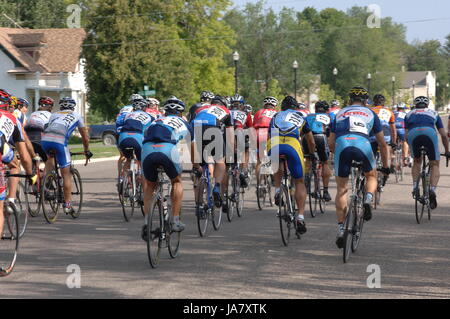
top-left (0, 89), bottom-right (11, 109)
top-left (39, 96), bottom-right (54, 107)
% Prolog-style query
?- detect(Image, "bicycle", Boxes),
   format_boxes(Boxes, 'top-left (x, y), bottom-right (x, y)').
top-left (373, 151), bottom-right (388, 210)
top-left (41, 151), bottom-right (91, 224)
top-left (256, 159), bottom-right (274, 211)
top-left (305, 154), bottom-right (327, 217)
top-left (24, 159), bottom-right (43, 218)
top-left (392, 143), bottom-right (404, 183)
top-left (278, 157), bottom-right (301, 246)
top-left (146, 167), bottom-right (180, 268)
top-left (118, 148), bottom-right (144, 222)
top-left (194, 164), bottom-right (222, 237)
top-left (413, 147), bottom-right (449, 224)
top-left (0, 171), bottom-right (33, 276)
top-left (342, 161), bottom-right (366, 263)
top-left (225, 162), bottom-right (245, 222)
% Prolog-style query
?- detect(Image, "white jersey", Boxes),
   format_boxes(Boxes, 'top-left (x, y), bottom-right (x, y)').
top-left (25, 111), bottom-right (52, 131)
top-left (42, 110), bottom-right (85, 145)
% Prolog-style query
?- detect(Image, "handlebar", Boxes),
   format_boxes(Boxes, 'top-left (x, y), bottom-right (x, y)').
top-left (70, 151), bottom-right (93, 166)
top-left (440, 154), bottom-right (449, 167)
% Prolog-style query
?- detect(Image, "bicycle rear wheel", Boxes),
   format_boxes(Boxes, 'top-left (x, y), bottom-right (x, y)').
top-left (25, 174), bottom-right (42, 217)
top-left (309, 173), bottom-right (319, 218)
top-left (70, 168), bottom-right (83, 219)
top-left (212, 204), bottom-right (222, 231)
top-left (15, 181), bottom-right (28, 238)
top-left (0, 205), bottom-right (19, 277)
top-left (226, 174), bottom-right (235, 222)
top-left (168, 216), bottom-right (181, 259)
top-left (343, 198), bottom-right (356, 263)
top-left (237, 186), bottom-right (245, 218)
top-left (256, 176), bottom-right (264, 211)
top-left (196, 179), bottom-right (209, 237)
top-left (146, 194), bottom-right (162, 268)
top-left (278, 186), bottom-right (292, 246)
top-left (351, 197), bottom-right (365, 252)
top-left (120, 173), bottom-right (135, 222)
top-left (41, 172), bottom-right (60, 224)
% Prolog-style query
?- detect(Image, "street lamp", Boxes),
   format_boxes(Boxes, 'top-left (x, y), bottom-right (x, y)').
top-left (233, 51), bottom-right (240, 95)
top-left (333, 67), bottom-right (338, 99)
top-left (446, 83), bottom-right (449, 108)
top-left (367, 73), bottom-right (372, 94)
top-left (392, 76), bottom-right (396, 105)
top-left (412, 80), bottom-right (416, 102)
top-left (293, 60), bottom-right (298, 99)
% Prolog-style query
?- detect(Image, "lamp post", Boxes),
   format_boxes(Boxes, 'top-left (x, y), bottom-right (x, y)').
top-left (233, 51), bottom-right (240, 95)
top-left (333, 67), bottom-right (338, 99)
top-left (392, 76), bottom-right (396, 106)
top-left (446, 83), bottom-right (449, 109)
top-left (412, 80), bottom-right (416, 102)
top-left (367, 73), bottom-right (372, 94)
top-left (293, 60), bottom-right (298, 100)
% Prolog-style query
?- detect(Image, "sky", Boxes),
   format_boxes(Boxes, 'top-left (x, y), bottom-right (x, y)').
top-left (232, 0), bottom-right (450, 44)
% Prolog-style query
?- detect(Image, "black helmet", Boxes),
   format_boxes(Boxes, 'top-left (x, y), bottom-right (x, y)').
top-left (315, 100), bottom-right (329, 113)
top-left (211, 95), bottom-right (229, 108)
top-left (414, 96), bottom-right (429, 108)
top-left (373, 94), bottom-right (386, 105)
top-left (200, 91), bottom-right (214, 102)
top-left (281, 96), bottom-right (299, 111)
top-left (164, 97), bottom-right (186, 114)
top-left (349, 86), bottom-right (369, 102)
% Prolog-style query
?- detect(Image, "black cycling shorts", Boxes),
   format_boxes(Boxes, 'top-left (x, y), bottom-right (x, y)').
top-left (193, 125), bottom-right (225, 164)
top-left (302, 134), bottom-right (330, 162)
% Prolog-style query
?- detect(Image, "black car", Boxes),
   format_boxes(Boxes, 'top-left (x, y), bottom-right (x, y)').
top-left (89, 124), bottom-right (117, 145)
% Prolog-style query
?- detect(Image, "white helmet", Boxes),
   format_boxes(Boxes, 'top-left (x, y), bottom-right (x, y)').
top-left (129, 94), bottom-right (144, 103)
top-left (146, 98), bottom-right (160, 106)
top-left (263, 96), bottom-right (278, 107)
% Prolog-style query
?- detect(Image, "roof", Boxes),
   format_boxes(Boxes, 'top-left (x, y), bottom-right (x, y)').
top-left (0, 28), bottom-right (86, 73)
top-left (398, 71), bottom-right (428, 88)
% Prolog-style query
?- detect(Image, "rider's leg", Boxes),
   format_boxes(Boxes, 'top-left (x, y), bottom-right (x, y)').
top-left (143, 179), bottom-right (157, 216)
top-left (322, 161), bottom-right (331, 188)
top-left (293, 177), bottom-right (307, 217)
top-left (335, 177), bottom-right (349, 224)
top-left (411, 156), bottom-right (422, 189)
top-left (6, 157), bottom-right (20, 202)
top-left (430, 160), bottom-right (440, 188)
top-left (170, 175), bottom-right (183, 218)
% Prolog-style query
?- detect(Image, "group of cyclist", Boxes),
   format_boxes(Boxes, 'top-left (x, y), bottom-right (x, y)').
top-left (113, 85), bottom-right (450, 251)
top-left (0, 89), bottom-right (92, 241)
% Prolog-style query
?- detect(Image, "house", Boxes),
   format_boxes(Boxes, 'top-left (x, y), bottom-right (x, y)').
top-left (0, 27), bottom-right (87, 116)
top-left (396, 71), bottom-right (437, 109)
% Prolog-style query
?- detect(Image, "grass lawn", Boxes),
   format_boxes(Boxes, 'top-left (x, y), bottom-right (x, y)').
top-left (69, 141), bottom-right (118, 159)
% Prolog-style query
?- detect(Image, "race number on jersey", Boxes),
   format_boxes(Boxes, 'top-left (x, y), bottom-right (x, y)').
top-left (285, 112), bottom-right (305, 127)
top-left (206, 106), bottom-right (227, 120)
top-left (0, 115), bottom-right (15, 141)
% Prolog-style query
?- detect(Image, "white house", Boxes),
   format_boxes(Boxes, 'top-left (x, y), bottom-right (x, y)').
top-left (396, 71), bottom-right (437, 110)
top-left (0, 27), bottom-right (88, 116)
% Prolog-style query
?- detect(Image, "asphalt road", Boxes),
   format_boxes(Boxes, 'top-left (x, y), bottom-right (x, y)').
top-left (1, 159), bottom-right (450, 299)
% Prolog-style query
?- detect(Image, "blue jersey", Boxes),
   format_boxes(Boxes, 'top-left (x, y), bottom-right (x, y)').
top-left (394, 111), bottom-right (407, 131)
top-left (116, 105), bottom-right (133, 133)
top-left (405, 108), bottom-right (443, 131)
top-left (331, 105), bottom-right (382, 139)
top-left (42, 111), bottom-right (85, 146)
top-left (192, 104), bottom-right (232, 128)
top-left (269, 109), bottom-right (311, 140)
top-left (306, 113), bottom-right (331, 135)
top-left (121, 110), bottom-right (154, 135)
top-left (144, 115), bottom-right (193, 145)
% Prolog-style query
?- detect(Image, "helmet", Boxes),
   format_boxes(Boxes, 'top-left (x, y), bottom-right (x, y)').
top-left (315, 100), bottom-right (329, 113)
top-left (245, 104), bottom-right (253, 113)
top-left (200, 91), bottom-right (214, 102)
top-left (211, 95), bottom-right (229, 108)
top-left (10, 96), bottom-right (18, 108)
top-left (298, 102), bottom-right (307, 110)
top-left (164, 97), bottom-right (186, 114)
top-left (146, 98), bottom-right (160, 107)
top-left (39, 96), bottom-right (54, 108)
top-left (397, 103), bottom-right (406, 109)
top-left (281, 96), bottom-right (299, 111)
top-left (132, 99), bottom-right (147, 111)
top-left (230, 94), bottom-right (244, 105)
top-left (120, 105), bottom-right (134, 114)
top-left (129, 94), bottom-right (144, 103)
top-left (59, 97), bottom-right (76, 110)
top-left (0, 89), bottom-right (11, 108)
top-left (17, 98), bottom-right (30, 109)
top-left (349, 86), bottom-right (369, 101)
top-left (331, 99), bottom-right (340, 107)
top-left (414, 96), bottom-right (429, 108)
top-left (373, 94), bottom-right (386, 105)
top-left (263, 96), bottom-right (278, 108)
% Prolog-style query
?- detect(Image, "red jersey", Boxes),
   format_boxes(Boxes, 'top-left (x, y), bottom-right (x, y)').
top-left (145, 108), bottom-right (162, 118)
top-left (298, 109), bottom-right (310, 117)
top-left (231, 109), bottom-right (253, 129)
top-left (253, 108), bottom-right (277, 129)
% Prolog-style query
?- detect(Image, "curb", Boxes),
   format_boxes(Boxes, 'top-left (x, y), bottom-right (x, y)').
top-left (73, 156), bottom-right (119, 165)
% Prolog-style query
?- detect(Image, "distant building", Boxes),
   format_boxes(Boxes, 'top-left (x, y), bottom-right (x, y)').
top-left (0, 27), bottom-right (87, 116)
top-left (396, 71), bottom-right (436, 109)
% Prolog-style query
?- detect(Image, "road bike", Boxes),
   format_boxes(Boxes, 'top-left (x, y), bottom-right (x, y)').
top-left (225, 162), bottom-right (245, 222)
top-left (146, 168), bottom-right (180, 268)
top-left (305, 154), bottom-right (327, 217)
top-left (392, 143), bottom-right (404, 183)
top-left (118, 148), bottom-right (144, 222)
top-left (278, 157), bottom-right (301, 246)
top-left (24, 159), bottom-right (43, 218)
top-left (373, 151), bottom-right (388, 210)
top-left (342, 161), bottom-right (366, 263)
top-left (256, 159), bottom-right (274, 211)
top-left (41, 151), bottom-right (91, 224)
top-left (194, 164), bottom-right (222, 237)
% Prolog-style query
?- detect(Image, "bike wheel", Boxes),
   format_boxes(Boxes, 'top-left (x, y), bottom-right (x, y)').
top-left (196, 179), bottom-right (209, 237)
top-left (146, 194), bottom-right (162, 268)
top-left (256, 177), bottom-right (263, 211)
top-left (351, 197), bottom-right (365, 252)
top-left (168, 216), bottom-right (181, 259)
top-left (226, 175), bottom-right (235, 222)
top-left (343, 198), bottom-right (355, 263)
top-left (0, 205), bottom-right (19, 277)
top-left (25, 175), bottom-right (42, 217)
top-left (70, 169), bottom-right (83, 219)
top-left (15, 181), bottom-right (28, 238)
top-left (41, 172), bottom-right (60, 224)
top-left (120, 173), bottom-right (135, 222)
top-left (309, 173), bottom-right (318, 218)
top-left (237, 186), bottom-right (245, 218)
top-left (278, 186), bottom-right (292, 246)
top-left (212, 204), bottom-right (222, 231)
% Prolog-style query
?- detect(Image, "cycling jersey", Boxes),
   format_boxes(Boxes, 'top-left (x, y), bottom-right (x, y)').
top-left (331, 106), bottom-right (382, 139)
top-left (42, 111), bottom-right (85, 146)
top-left (121, 110), bottom-right (154, 134)
top-left (253, 108), bottom-right (277, 129)
top-left (230, 109), bottom-right (253, 129)
top-left (297, 109), bottom-right (310, 117)
top-left (144, 115), bottom-right (193, 145)
top-left (25, 110), bottom-right (52, 143)
top-left (188, 102), bottom-right (208, 123)
top-left (329, 107), bottom-right (340, 116)
top-left (394, 111), bottom-right (407, 142)
top-left (13, 109), bottom-right (27, 126)
top-left (269, 109), bottom-right (311, 140)
top-left (306, 113), bottom-right (332, 135)
top-left (370, 106), bottom-right (395, 143)
top-left (116, 105), bottom-right (133, 133)
top-left (144, 108), bottom-right (162, 120)
top-left (303, 113), bottom-right (332, 162)
top-left (405, 108), bottom-right (443, 131)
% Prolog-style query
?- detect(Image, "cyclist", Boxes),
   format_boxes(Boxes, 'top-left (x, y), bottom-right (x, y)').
top-left (253, 97), bottom-right (278, 189)
top-left (405, 96), bottom-right (450, 209)
top-left (329, 87), bottom-right (390, 248)
top-left (191, 95), bottom-right (233, 208)
top-left (115, 100), bottom-right (135, 190)
top-left (229, 94), bottom-right (253, 188)
top-left (329, 100), bottom-right (341, 116)
top-left (141, 97), bottom-right (194, 238)
top-left (41, 97), bottom-right (91, 215)
top-left (297, 102), bottom-right (310, 117)
top-left (304, 101), bottom-right (333, 202)
top-left (0, 89), bottom-right (36, 237)
top-left (370, 94), bottom-right (397, 171)
top-left (144, 98), bottom-right (162, 119)
top-left (13, 98), bottom-right (29, 125)
top-left (394, 103), bottom-right (410, 167)
top-left (268, 96), bottom-right (316, 234)
top-left (188, 91), bottom-right (214, 122)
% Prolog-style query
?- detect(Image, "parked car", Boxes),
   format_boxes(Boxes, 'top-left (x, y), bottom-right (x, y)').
top-left (89, 124), bottom-right (117, 146)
